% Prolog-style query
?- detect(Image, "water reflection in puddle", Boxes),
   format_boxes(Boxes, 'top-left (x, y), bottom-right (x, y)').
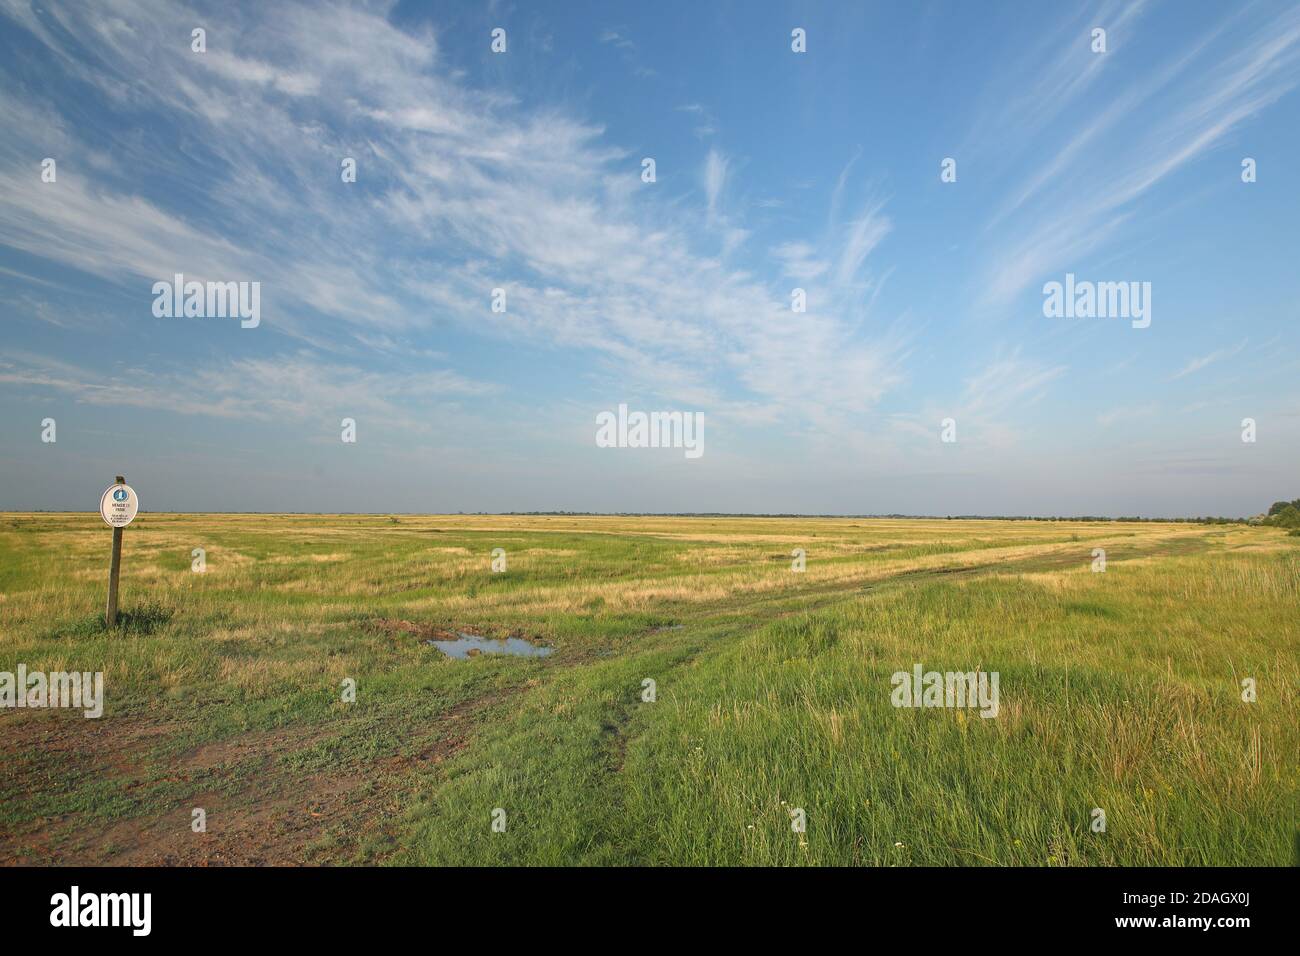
top-left (425, 632), bottom-right (554, 660)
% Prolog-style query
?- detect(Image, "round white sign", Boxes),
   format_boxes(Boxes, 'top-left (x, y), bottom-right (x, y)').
top-left (99, 483), bottom-right (139, 528)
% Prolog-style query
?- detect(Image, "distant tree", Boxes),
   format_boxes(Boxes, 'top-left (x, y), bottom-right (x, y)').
top-left (1267, 505), bottom-right (1300, 529)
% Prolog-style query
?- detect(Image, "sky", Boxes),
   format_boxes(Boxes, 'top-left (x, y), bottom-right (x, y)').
top-left (1, 0), bottom-right (1297, 516)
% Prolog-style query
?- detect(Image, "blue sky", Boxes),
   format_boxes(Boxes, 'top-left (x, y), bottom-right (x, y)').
top-left (1, 0), bottom-right (1297, 515)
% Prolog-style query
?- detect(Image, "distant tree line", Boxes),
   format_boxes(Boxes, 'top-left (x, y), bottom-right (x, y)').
top-left (1262, 499), bottom-right (1300, 530)
top-left (506, 500), bottom-right (1300, 526)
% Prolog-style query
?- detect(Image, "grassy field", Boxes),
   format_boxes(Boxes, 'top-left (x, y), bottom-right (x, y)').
top-left (0, 513), bottom-right (1296, 866)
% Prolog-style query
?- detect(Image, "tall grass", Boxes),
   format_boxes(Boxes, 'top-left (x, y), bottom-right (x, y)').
top-left (0, 513), bottom-right (1294, 865)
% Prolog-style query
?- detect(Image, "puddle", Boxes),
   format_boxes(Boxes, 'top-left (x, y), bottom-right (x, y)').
top-left (425, 632), bottom-right (553, 660)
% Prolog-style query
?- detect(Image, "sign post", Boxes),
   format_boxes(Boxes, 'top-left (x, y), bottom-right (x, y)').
top-left (100, 476), bottom-right (139, 627)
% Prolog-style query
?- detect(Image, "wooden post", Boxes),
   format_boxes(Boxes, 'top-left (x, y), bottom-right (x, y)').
top-left (106, 475), bottom-right (125, 627)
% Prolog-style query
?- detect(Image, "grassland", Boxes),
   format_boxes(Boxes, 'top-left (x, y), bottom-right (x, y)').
top-left (0, 513), bottom-right (1295, 866)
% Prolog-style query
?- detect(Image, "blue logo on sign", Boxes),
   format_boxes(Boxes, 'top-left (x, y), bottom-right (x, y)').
top-left (113, 489), bottom-right (128, 502)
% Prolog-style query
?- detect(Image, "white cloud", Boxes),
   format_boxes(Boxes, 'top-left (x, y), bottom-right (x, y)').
top-left (703, 149), bottom-right (728, 223)
top-left (980, 3), bottom-right (1300, 307)
top-left (0, 349), bottom-right (493, 430)
top-left (1170, 340), bottom-right (1247, 380)
top-left (0, 1), bottom-right (916, 449)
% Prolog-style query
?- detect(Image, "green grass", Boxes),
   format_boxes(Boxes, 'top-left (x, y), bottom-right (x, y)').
top-left (0, 513), bottom-right (1295, 865)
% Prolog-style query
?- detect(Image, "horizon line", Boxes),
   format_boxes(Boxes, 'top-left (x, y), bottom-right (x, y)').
top-left (1, 510), bottom-right (1261, 522)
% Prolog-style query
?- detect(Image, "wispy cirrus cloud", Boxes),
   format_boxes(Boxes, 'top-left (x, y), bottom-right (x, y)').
top-left (979, 2), bottom-right (1300, 308)
top-left (0, 349), bottom-right (492, 430)
top-left (1170, 340), bottom-right (1247, 380)
top-left (0, 0), bottom-right (907, 434)
top-left (703, 148), bottom-right (728, 223)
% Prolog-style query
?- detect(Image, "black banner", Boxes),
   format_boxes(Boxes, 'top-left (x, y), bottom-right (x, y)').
top-left (0, 865), bottom-right (1283, 941)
